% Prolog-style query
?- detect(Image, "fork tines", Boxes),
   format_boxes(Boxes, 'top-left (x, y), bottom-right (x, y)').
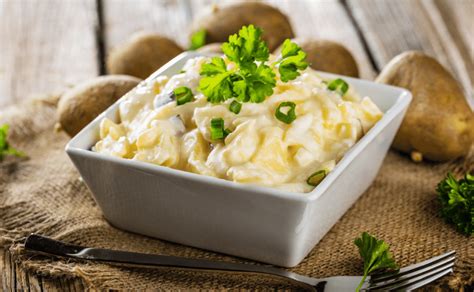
top-left (366, 250), bottom-right (456, 291)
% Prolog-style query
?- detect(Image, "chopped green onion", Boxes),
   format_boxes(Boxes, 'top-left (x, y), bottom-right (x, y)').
top-left (229, 100), bottom-right (242, 114)
top-left (210, 118), bottom-right (227, 140)
top-left (173, 86), bottom-right (194, 105)
top-left (224, 128), bottom-right (232, 138)
top-left (307, 170), bottom-right (327, 186)
top-left (189, 29), bottom-right (206, 50)
top-left (179, 69), bottom-right (186, 74)
top-left (327, 78), bottom-right (349, 95)
top-left (275, 101), bottom-right (297, 124)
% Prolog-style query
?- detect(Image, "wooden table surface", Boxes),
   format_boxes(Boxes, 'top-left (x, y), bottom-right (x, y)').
top-left (1, 0), bottom-right (472, 290)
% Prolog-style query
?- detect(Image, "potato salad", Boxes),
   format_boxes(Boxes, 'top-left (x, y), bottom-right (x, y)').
top-left (93, 26), bottom-right (383, 193)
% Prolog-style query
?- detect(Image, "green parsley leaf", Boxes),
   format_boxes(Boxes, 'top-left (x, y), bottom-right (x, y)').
top-left (327, 78), bottom-right (349, 95)
top-left (199, 57), bottom-right (234, 103)
top-left (354, 232), bottom-right (399, 292)
top-left (200, 57), bottom-right (228, 76)
top-left (275, 39), bottom-right (308, 82)
top-left (189, 29), bottom-right (206, 50)
top-left (199, 25), bottom-right (275, 104)
top-left (229, 100), bottom-right (242, 114)
top-left (0, 125), bottom-right (6, 151)
top-left (173, 86), bottom-right (194, 105)
top-left (0, 124), bottom-right (26, 161)
top-left (198, 25), bottom-right (307, 105)
top-left (232, 79), bottom-right (248, 102)
top-left (247, 64), bottom-right (276, 103)
top-left (275, 101), bottom-right (297, 124)
top-left (234, 63), bottom-right (276, 103)
top-left (222, 25), bottom-right (269, 66)
top-left (436, 172), bottom-right (473, 235)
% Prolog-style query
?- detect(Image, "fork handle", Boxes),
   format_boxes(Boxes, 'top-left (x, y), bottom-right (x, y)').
top-left (25, 234), bottom-right (321, 289)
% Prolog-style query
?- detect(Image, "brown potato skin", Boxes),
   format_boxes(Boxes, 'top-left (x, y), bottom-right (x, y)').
top-left (274, 39), bottom-right (359, 77)
top-left (376, 51), bottom-right (474, 161)
top-left (191, 2), bottom-right (294, 52)
top-left (58, 75), bottom-right (141, 137)
top-left (107, 33), bottom-right (183, 79)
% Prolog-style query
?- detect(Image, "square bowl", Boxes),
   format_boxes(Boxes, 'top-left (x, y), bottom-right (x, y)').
top-left (66, 52), bottom-right (411, 267)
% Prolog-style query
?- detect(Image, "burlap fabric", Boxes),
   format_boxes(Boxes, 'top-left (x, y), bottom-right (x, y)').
top-left (1, 95), bottom-right (472, 290)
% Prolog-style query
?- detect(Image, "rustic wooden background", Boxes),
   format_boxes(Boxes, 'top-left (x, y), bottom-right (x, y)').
top-left (1, 0), bottom-right (473, 290)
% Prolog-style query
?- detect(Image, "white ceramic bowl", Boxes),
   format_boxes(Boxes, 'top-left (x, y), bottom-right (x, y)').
top-left (66, 52), bottom-right (411, 267)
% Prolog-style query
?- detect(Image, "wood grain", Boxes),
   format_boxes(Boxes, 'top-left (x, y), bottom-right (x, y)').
top-left (0, 250), bottom-right (13, 292)
top-left (433, 0), bottom-right (474, 88)
top-left (103, 0), bottom-right (192, 52)
top-left (0, 0), bottom-right (100, 107)
top-left (1, 249), bottom-right (87, 292)
top-left (1, 0), bottom-right (99, 290)
top-left (189, 0), bottom-right (377, 79)
top-left (346, 0), bottom-right (473, 100)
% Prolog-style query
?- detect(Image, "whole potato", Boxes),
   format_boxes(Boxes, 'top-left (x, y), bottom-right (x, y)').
top-left (191, 2), bottom-right (294, 51)
top-left (197, 43), bottom-right (223, 55)
top-left (274, 39), bottom-right (359, 77)
top-left (107, 33), bottom-right (183, 79)
top-left (57, 75), bottom-right (141, 137)
top-left (376, 51), bottom-right (473, 161)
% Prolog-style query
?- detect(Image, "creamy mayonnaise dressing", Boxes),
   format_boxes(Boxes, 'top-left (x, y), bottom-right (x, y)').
top-left (93, 56), bottom-right (383, 193)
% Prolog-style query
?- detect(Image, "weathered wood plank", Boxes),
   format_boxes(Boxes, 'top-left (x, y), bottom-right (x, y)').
top-left (58, 277), bottom-right (86, 292)
top-left (2, 248), bottom-right (86, 291)
top-left (432, 0), bottom-right (474, 87)
top-left (26, 273), bottom-right (43, 292)
top-left (38, 277), bottom-right (85, 292)
top-left (103, 0), bottom-right (192, 52)
top-left (1, 1), bottom-right (100, 289)
top-left (346, 0), bottom-right (473, 100)
top-left (0, 250), bottom-right (11, 292)
top-left (15, 263), bottom-right (31, 292)
top-left (189, 0), bottom-right (377, 79)
top-left (40, 278), bottom-right (62, 292)
top-left (0, 0), bottom-right (99, 107)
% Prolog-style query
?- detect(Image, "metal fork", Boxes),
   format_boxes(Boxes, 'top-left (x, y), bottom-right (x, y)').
top-left (24, 234), bottom-right (455, 291)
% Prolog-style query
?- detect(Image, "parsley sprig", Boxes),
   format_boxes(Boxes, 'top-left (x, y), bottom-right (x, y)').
top-left (199, 25), bottom-right (307, 105)
top-left (273, 39), bottom-right (308, 82)
top-left (437, 172), bottom-right (473, 235)
top-left (0, 124), bottom-right (26, 161)
top-left (354, 232), bottom-right (398, 292)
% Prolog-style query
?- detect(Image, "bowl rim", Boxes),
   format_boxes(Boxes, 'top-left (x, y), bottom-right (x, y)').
top-left (66, 52), bottom-right (412, 204)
